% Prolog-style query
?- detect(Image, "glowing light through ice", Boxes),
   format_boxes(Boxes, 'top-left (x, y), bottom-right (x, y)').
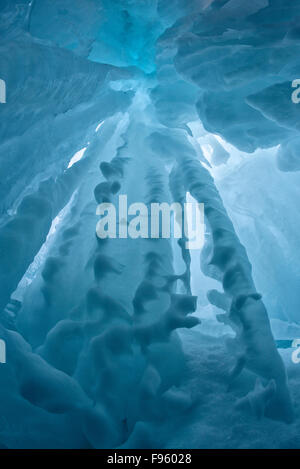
top-left (67, 147), bottom-right (87, 169)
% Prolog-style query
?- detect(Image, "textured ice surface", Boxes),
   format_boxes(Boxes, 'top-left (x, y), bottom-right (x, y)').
top-left (0, 0), bottom-right (300, 449)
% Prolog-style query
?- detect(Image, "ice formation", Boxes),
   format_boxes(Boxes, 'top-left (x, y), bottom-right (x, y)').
top-left (1, 0), bottom-right (300, 449)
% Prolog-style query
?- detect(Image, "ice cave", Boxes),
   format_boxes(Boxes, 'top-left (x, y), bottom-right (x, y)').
top-left (1, 0), bottom-right (300, 450)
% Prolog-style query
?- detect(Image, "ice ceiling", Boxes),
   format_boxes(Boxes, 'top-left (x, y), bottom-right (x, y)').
top-left (0, 0), bottom-right (300, 449)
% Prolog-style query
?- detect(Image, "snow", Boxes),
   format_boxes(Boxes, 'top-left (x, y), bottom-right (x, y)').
top-left (0, 0), bottom-right (300, 449)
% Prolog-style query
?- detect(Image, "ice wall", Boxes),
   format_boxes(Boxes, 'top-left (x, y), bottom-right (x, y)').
top-left (0, 0), bottom-right (299, 448)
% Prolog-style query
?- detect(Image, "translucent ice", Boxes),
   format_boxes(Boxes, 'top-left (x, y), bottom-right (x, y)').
top-left (1, 0), bottom-right (300, 450)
